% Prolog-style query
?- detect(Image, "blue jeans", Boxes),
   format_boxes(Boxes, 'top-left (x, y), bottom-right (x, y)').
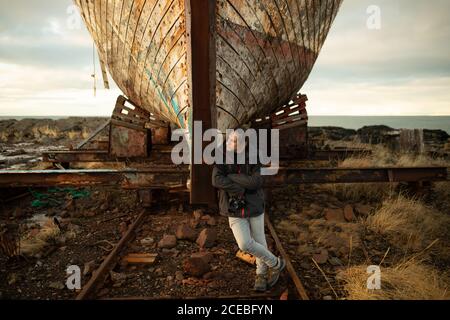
top-left (229, 213), bottom-right (278, 275)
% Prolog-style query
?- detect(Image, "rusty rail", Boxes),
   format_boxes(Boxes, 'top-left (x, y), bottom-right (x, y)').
top-left (266, 166), bottom-right (448, 185)
top-left (265, 214), bottom-right (310, 300)
top-left (76, 210), bottom-right (147, 300)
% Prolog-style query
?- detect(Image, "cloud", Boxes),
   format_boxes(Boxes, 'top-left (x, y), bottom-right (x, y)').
top-left (303, 0), bottom-right (450, 115)
top-left (0, 0), bottom-right (449, 117)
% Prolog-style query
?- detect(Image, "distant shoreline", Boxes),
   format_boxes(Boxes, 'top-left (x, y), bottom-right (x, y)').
top-left (0, 115), bottom-right (449, 134)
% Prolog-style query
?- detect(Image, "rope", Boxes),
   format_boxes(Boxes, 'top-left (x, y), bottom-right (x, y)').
top-left (92, 42), bottom-right (97, 97)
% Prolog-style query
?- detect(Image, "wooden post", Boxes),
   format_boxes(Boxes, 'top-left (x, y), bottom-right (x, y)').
top-left (185, 0), bottom-right (217, 206)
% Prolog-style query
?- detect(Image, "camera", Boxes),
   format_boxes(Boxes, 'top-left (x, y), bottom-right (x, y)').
top-left (228, 196), bottom-right (246, 213)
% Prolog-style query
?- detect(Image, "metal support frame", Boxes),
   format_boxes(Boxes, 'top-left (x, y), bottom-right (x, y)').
top-left (0, 167), bottom-right (446, 189)
top-left (185, 0), bottom-right (217, 206)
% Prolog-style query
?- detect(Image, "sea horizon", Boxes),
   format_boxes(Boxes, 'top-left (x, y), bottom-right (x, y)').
top-left (0, 115), bottom-right (449, 134)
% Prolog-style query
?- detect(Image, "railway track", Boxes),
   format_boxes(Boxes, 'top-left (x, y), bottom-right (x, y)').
top-left (75, 208), bottom-right (310, 301)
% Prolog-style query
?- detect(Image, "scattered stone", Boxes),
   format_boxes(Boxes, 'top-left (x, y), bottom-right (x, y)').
top-left (176, 224), bottom-right (197, 241)
top-left (203, 271), bottom-right (224, 280)
top-left (158, 234), bottom-right (177, 249)
top-left (48, 281), bottom-right (65, 290)
top-left (155, 268), bottom-right (163, 276)
top-left (196, 228), bottom-right (217, 248)
top-left (323, 295), bottom-right (333, 300)
top-left (110, 271), bottom-right (127, 286)
top-left (175, 271), bottom-right (184, 281)
top-left (183, 257), bottom-right (211, 277)
top-left (324, 208), bottom-right (345, 222)
top-left (344, 205), bottom-right (354, 222)
top-left (140, 237), bottom-right (154, 246)
top-left (312, 249), bottom-right (329, 264)
top-left (191, 251), bottom-right (214, 264)
top-left (206, 216), bottom-right (217, 226)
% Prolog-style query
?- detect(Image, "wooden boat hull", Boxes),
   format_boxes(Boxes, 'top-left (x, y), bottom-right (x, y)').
top-left (74, 0), bottom-right (342, 132)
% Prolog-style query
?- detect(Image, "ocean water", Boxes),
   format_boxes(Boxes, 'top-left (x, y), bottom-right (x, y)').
top-left (308, 116), bottom-right (450, 134)
top-left (1, 116), bottom-right (449, 134)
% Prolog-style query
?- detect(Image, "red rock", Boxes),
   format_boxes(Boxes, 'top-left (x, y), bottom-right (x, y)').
top-left (312, 249), bottom-right (329, 264)
top-left (158, 234), bottom-right (177, 249)
top-left (196, 228), bottom-right (217, 248)
top-left (324, 208), bottom-right (345, 222)
top-left (206, 216), bottom-right (217, 226)
top-left (344, 205), bottom-right (354, 222)
top-left (183, 257), bottom-right (211, 277)
top-left (191, 251), bottom-right (213, 264)
top-left (176, 224), bottom-right (197, 241)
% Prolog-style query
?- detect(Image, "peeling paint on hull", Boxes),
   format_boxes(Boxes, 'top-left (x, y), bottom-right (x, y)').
top-left (74, 0), bottom-right (342, 132)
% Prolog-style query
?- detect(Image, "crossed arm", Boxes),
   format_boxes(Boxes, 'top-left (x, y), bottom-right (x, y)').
top-left (212, 164), bottom-right (263, 195)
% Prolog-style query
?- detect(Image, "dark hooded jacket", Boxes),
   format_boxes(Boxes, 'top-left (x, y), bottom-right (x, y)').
top-left (211, 147), bottom-right (265, 218)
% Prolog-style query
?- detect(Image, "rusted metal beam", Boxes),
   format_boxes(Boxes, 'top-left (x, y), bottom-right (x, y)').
top-left (265, 214), bottom-right (310, 300)
top-left (43, 150), bottom-right (111, 163)
top-left (76, 211), bottom-right (147, 300)
top-left (0, 168), bottom-right (189, 189)
top-left (266, 167), bottom-right (448, 185)
top-left (308, 149), bottom-right (372, 161)
top-left (185, 0), bottom-right (217, 206)
top-left (0, 167), bottom-right (446, 189)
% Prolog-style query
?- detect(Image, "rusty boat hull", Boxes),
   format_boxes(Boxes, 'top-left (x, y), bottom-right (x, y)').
top-left (74, 0), bottom-right (342, 132)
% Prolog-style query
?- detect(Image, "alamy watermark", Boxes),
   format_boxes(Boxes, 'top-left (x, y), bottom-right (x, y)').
top-left (367, 265), bottom-right (382, 290)
top-left (171, 121), bottom-right (280, 176)
top-left (367, 5), bottom-right (382, 30)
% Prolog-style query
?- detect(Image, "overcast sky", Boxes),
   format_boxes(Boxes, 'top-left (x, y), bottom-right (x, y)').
top-left (0, 0), bottom-right (449, 116)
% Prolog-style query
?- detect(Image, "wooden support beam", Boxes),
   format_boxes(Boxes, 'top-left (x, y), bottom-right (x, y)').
top-left (185, 0), bottom-right (217, 206)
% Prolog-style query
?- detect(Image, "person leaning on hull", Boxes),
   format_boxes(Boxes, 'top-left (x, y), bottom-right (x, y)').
top-left (212, 130), bottom-right (286, 292)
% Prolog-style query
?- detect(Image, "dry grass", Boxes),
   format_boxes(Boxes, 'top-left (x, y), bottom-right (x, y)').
top-left (434, 181), bottom-right (450, 199)
top-left (326, 147), bottom-right (450, 202)
top-left (20, 219), bottom-right (60, 256)
top-left (338, 259), bottom-right (449, 300)
top-left (325, 146), bottom-right (397, 201)
top-left (365, 195), bottom-right (450, 251)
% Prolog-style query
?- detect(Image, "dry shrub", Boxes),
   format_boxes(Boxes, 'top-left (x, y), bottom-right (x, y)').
top-left (338, 260), bottom-right (449, 300)
top-left (20, 219), bottom-right (60, 256)
top-left (365, 195), bottom-right (449, 251)
top-left (396, 154), bottom-right (449, 167)
top-left (328, 147), bottom-right (449, 202)
top-left (434, 181), bottom-right (450, 199)
top-left (326, 182), bottom-right (395, 202)
top-left (324, 146), bottom-right (398, 201)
